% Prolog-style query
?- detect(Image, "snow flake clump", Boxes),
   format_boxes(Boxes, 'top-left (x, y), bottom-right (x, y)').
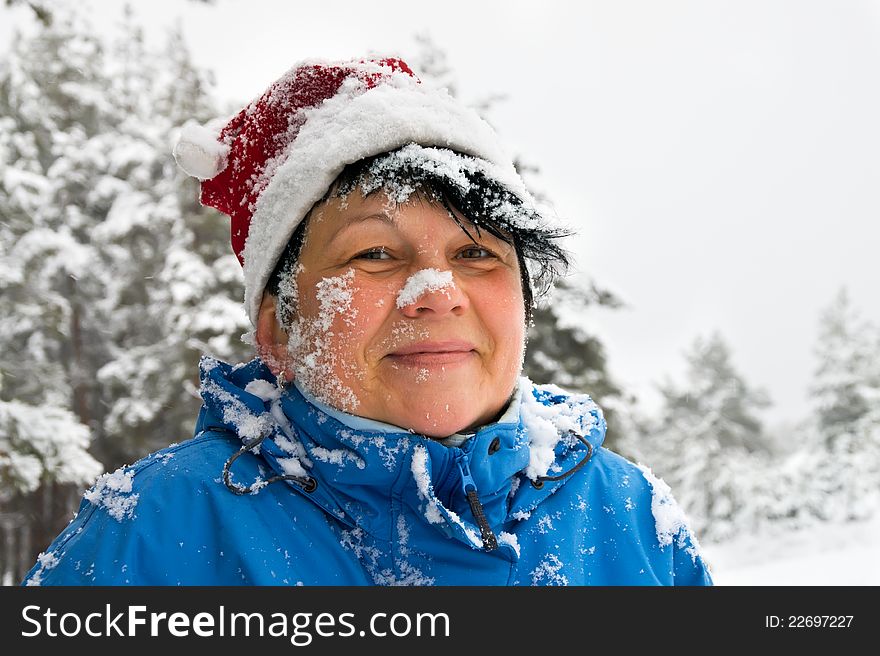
top-left (84, 466), bottom-right (139, 521)
top-left (410, 446), bottom-right (482, 548)
top-left (201, 377), bottom-right (274, 442)
top-left (244, 379), bottom-right (282, 403)
top-left (24, 550), bottom-right (60, 586)
top-left (314, 268), bottom-right (358, 331)
top-left (350, 144), bottom-right (544, 232)
top-left (498, 531), bottom-right (521, 557)
top-left (410, 445), bottom-right (444, 525)
top-left (636, 462), bottom-right (704, 562)
top-left (530, 553), bottom-right (568, 586)
top-left (311, 446), bottom-right (365, 469)
top-left (396, 268), bottom-right (454, 308)
top-left (519, 379), bottom-right (600, 480)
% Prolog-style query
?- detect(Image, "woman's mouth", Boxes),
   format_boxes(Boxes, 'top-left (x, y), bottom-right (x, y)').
top-left (387, 341), bottom-right (477, 366)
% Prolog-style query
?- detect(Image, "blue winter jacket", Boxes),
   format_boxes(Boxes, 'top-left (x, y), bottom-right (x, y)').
top-left (22, 356), bottom-right (713, 586)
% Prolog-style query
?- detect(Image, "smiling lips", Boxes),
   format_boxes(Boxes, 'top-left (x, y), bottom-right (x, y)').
top-left (387, 340), bottom-right (477, 366)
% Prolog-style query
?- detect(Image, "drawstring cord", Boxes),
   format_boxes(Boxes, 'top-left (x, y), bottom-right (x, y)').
top-left (222, 434), bottom-right (317, 495)
top-left (531, 431), bottom-right (594, 489)
top-left (221, 422), bottom-right (590, 516)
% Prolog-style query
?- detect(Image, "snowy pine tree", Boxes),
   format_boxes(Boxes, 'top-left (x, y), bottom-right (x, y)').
top-left (0, 6), bottom-right (250, 578)
top-left (809, 288), bottom-right (875, 446)
top-left (90, 15), bottom-right (251, 468)
top-left (0, 11), bottom-right (112, 486)
top-left (806, 288), bottom-right (880, 521)
top-left (523, 278), bottom-right (621, 396)
top-left (1, 9), bottom-right (250, 471)
top-left (640, 331), bottom-right (772, 539)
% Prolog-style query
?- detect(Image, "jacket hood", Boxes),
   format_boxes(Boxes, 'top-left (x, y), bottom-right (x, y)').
top-left (195, 356), bottom-right (606, 550)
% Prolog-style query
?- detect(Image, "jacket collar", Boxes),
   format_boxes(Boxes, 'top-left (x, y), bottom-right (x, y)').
top-left (195, 356), bottom-right (606, 546)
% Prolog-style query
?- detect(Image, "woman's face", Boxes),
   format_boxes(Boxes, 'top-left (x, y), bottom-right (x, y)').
top-left (259, 191), bottom-right (526, 438)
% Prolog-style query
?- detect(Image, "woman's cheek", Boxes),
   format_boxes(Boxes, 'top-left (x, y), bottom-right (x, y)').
top-left (331, 315), bottom-right (369, 383)
top-left (328, 282), bottom-right (393, 380)
top-left (286, 269), bottom-right (366, 411)
top-left (480, 275), bottom-right (526, 369)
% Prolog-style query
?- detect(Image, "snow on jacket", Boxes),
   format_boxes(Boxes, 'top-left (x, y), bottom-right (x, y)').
top-left (22, 356), bottom-right (713, 586)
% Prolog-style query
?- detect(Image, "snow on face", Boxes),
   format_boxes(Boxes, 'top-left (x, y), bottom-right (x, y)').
top-left (315, 269), bottom-right (358, 331)
top-left (395, 268), bottom-right (454, 308)
top-left (273, 190), bottom-right (525, 437)
top-left (283, 267), bottom-right (361, 412)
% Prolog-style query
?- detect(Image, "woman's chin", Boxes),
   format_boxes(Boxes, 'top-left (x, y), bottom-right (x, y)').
top-left (376, 399), bottom-right (483, 438)
top-left (405, 416), bottom-right (477, 439)
top-left (361, 374), bottom-right (508, 437)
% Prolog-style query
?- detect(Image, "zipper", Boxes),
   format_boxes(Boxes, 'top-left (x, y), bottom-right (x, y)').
top-left (455, 451), bottom-right (498, 551)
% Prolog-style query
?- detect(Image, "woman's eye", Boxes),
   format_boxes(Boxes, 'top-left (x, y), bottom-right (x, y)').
top-left (458, 247), bottom-right (494, 259)
top-left (355, 249), bottom-right (391, 260)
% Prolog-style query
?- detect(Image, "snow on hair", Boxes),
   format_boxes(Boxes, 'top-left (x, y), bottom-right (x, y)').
top-left (265, 145), bottom-right (573, 325)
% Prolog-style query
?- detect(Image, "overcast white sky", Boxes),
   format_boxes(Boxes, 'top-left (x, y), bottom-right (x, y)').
top-left (3, 0), bottom-right (879, 430)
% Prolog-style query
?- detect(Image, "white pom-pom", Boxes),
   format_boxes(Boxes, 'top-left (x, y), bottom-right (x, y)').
top-left (172, 120), bottom-right (231, 181)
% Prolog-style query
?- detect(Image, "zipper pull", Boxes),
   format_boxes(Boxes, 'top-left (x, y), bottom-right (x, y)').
top-left (456, 454), bottom-right (498, 551)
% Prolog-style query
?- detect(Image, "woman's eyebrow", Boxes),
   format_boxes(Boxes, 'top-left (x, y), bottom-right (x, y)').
top-left (327, 211), bottom-right (397, 244)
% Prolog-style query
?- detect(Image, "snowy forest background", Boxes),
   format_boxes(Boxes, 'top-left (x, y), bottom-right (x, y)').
top-left (1, 2), bottom-right (879, 585)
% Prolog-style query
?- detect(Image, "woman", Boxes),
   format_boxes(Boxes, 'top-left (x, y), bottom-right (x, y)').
top-left (23, 57), bottom-right (712, 585)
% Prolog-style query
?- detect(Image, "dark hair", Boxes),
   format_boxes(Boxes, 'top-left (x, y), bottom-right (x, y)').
top-left (265, 146), bottom-right (572, 325)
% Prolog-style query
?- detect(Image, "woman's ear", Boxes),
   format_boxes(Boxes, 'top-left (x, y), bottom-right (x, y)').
top-left (255, 293), bottom-right (291, 377)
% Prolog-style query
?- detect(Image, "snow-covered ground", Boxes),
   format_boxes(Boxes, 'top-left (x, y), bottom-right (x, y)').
top-left (700, 515), bottom-right (880, 585)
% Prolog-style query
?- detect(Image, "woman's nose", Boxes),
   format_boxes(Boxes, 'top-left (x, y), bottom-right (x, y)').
top-left (397, 270), bottom-right (469, 318)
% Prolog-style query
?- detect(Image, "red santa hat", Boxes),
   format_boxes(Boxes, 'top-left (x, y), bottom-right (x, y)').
top-left (173, 56), bottom-right (535, 326)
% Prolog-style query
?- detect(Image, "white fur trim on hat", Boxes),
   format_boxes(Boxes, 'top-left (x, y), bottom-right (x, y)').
top-left (240, 78), bottom-right (531, 326)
